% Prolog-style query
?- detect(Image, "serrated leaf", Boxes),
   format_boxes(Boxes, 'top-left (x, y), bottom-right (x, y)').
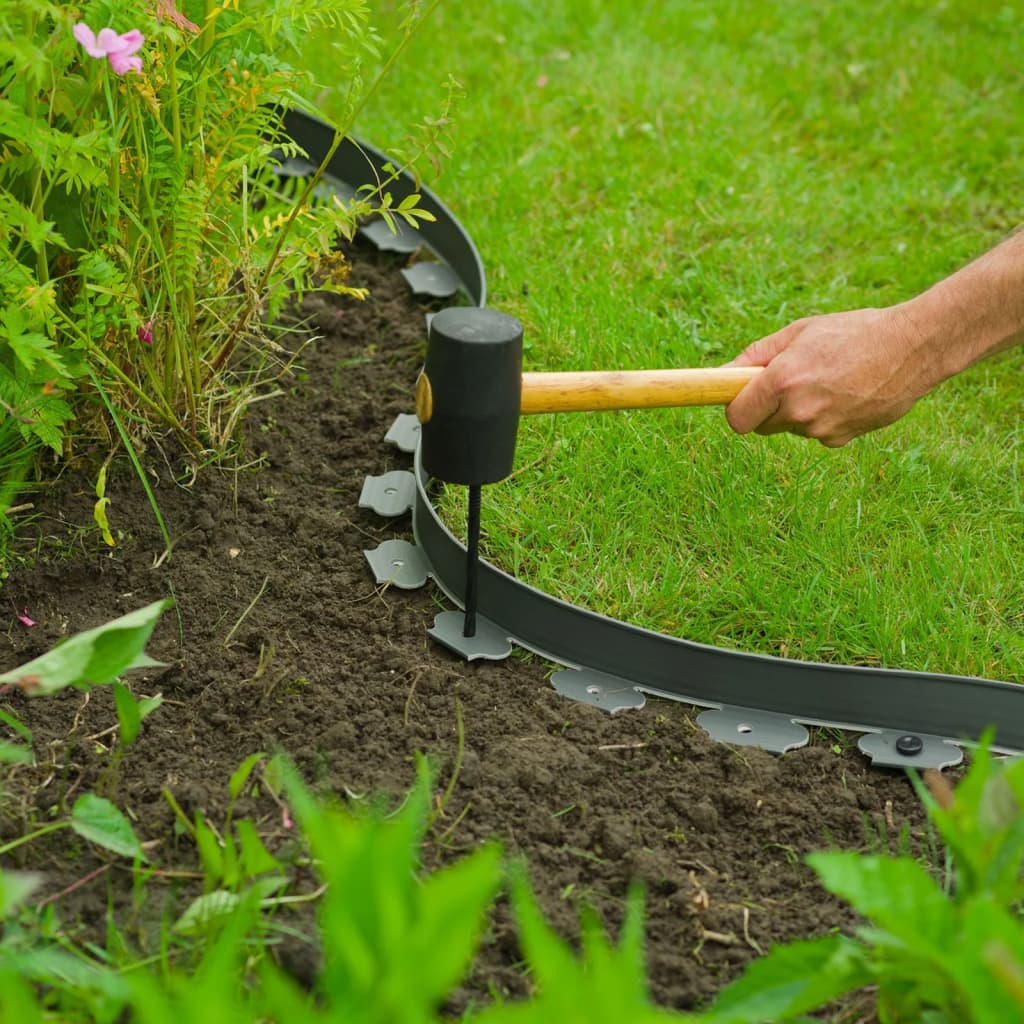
top-left (0, 599), bottom-right (170, 694)
top-left (71, 794), bottom-right (147, 861)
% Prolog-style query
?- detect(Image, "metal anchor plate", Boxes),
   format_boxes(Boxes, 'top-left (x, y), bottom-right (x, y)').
top-left (384, 414), bottom-right (421, 454)
top-left (429, 611), bottom-right (513, 661)
top-left (359, 471), bottom-right (415, 517)
top-left (858, 731), bottom-right (964, 770)
top-left (364, 539), bottom-right (430, 590)
top-left (696, 706), bottom-right (809, 754)
top-left (401, 262), bottom-right (461, 299)
top-left (550, 668), bottom-right (647, 714)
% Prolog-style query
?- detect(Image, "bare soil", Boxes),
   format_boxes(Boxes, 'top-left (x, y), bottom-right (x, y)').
top-left (0, 241), bottom-right (932, 1014)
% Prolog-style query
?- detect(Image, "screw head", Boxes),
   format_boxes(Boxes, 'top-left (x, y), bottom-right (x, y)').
top-left (895, 734), bottom-right (924, 756)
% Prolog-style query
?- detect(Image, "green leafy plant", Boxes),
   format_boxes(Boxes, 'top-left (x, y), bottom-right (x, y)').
top-left (693, 742), bottom-right (1024, 1023)
top-left (0, 791), bottom-right (147, 861)
top-left (0, 604), bottom-right (688, 1022)
top-left (474, 871), bottom-right (680, 1024)
top-left (0, 0), bottom-right (446, 457)
top-left (271, 756), bottom-right (504, 1024)
top-left (0, 758), bottom-right (507, 1023)
top-left (0, 599), bottom-right (167, 919)
top-left (0, 597), bottom-right (169, 697)
top-left (160, 751), bottom-right (293, 939)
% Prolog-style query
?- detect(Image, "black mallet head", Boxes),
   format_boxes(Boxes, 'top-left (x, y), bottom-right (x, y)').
top-left (416, 306), bottom-right (524, 486)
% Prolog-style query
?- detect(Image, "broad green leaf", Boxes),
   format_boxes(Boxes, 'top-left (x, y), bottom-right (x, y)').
top-left (0, 944), bottom-right (127, 999)
top-left (71, 794), bottom-right (147, 862)
top-left (698, 935), bottom-right (872, 1023)
top-left (953, 897), bottom-right (1024, 1023)
top-left (0, 870), bottom-right (43, 916)
top-left (0, 970), bottom-right (44, 1023)
top-left (410, 842), bottom-right (503, 1005)
top-left (808, 852), bottom-right (954, 954)
top-left (0, 600), bottom-right (170, 694)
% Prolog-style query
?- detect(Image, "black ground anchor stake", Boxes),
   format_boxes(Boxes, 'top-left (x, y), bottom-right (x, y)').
top-left (416, 306), bottom-right (523, 639)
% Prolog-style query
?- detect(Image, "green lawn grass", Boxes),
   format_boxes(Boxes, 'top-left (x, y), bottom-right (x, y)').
top-left (307, 0), bottom-right (1024, 682)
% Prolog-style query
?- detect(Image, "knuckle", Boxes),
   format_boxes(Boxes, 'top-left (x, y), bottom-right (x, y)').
top-left (819, 434), bottom-right (848, 449)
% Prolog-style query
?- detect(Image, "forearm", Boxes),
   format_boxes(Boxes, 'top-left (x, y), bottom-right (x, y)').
top-left (897, 228), bottom-right (1024, 388)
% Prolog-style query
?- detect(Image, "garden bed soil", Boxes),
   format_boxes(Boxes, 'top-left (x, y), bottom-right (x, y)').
top-left (0, 241), bottom-right (933, 1014)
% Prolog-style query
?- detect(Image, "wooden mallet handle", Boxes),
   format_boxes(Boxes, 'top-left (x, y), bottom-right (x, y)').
top-left (415, 365), bottom-right (762, 423)
top-left (518, 366), bottom-right (762, 415)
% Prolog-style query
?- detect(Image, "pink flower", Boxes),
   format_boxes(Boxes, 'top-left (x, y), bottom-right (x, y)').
top-left (137, 320), bottom-right (154, 345)
top-left (73, 24), bottom-right (145, 75)
top-left (16, 609), bottom-right (36, 627)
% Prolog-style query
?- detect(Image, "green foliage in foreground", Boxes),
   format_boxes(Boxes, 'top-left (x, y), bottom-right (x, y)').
top-left (697, 744), bottom-right (1024, 1023)
top-left (0, 759), bottom-right (675, 1023)
top-left (5, 610), bottom-right (1024, 1023)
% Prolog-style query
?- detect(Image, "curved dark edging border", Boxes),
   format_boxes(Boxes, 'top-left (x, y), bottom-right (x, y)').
top-left (285, 110), bottom-right (1023, 769)
top-left (281, 109), bottom-right (485, 306)
top-left (411, 452), bottom-right (1022, 764)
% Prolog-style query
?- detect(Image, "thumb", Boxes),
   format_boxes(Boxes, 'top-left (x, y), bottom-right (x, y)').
top-left (724, 359), bottom-right (782, 435)
top-left (724, 321), bottom-right (802, 368)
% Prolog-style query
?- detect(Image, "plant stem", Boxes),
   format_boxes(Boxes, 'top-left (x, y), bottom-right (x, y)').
top-left (85, 368), bottom-right (174, 559)
top-left (165, 47), bottom-right (183, 159)
top-left (0, 820), bottom-right (68, 857)
top-left (22, 11), bottom-right (48, 284)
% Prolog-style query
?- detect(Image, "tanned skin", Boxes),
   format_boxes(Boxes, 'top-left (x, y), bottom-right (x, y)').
top-left (725, 230), bottom-right (1024, 447)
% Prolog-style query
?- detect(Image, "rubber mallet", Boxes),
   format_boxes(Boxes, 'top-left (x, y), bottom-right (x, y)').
top-left (415, 307), bottom-right (761, 637)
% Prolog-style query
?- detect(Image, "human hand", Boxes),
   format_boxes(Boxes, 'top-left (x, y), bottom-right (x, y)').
top-left (724, 306), bottom-right (938, 447)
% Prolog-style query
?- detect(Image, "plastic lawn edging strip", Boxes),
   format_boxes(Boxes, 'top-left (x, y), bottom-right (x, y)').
top-left (277, 110), bottom-right (1024, 771)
